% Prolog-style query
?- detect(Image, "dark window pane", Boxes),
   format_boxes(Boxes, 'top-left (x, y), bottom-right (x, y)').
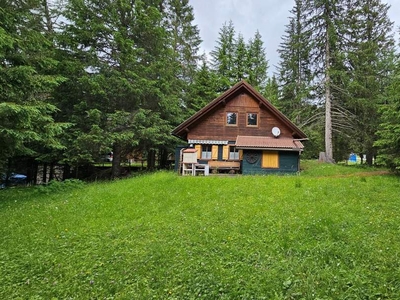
top-left (247, 113), bottom-right (257, 126)
top-left (227, 112), bottom-right (237, 125)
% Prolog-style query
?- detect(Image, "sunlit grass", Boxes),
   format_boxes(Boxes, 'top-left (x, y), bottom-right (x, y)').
top-left (1, 162), bottom-right (399, 299)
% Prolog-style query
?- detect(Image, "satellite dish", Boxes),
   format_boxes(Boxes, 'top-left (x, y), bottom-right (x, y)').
top-left (272, 127), bottom-right (281, 137)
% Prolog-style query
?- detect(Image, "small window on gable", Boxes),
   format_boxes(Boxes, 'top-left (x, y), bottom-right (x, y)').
top-left (247, 113), bottom-right (258, 126)
top-left (226, 112), bottom-right (238, 126)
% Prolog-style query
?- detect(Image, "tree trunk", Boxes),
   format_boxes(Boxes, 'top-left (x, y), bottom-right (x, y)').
top-left (324, 29), bottom-right (334, 163)
top-left (42, 162), bottom-right (48, 184)
top-left (111, 143), bottom-right (122, 179)
top-left (32, 160), bottom-right (38, 185)
top-left (26, 158), bottom-right (34, 186)
top-left (63, 164), bottom-right (71, 180)
top-left (42, 0), bottom-right (54, 34)
top-left (158, 147), bottom-right (168, 169)
top-left (49, 162), bottom-right (54, 181)
top-left (147, 149), bottom-right (156, 170)
top-left (4, 158), bottom-right (12, 187)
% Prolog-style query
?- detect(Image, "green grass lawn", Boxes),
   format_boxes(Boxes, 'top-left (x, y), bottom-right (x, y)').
top-left (1, 161), bottom-right (399, 299)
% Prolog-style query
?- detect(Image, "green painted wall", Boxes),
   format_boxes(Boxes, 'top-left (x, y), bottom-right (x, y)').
top-left (242, 150), bottom-right (299, 175)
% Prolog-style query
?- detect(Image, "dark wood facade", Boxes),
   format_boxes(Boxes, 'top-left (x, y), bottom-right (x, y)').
top-left (186, 93), bottom-right (294, 142)
top-left (172, 81), bottom-right (307, 174)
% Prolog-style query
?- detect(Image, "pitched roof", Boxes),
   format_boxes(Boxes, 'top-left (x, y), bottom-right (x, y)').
top-left (235, 136), bottom-right (304, 151)
top-left (172, 80), bottom-right (307, 140)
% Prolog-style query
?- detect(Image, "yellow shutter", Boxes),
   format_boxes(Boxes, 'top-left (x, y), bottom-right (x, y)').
top-left (223, 145), bottom-right (229, 160)
top-left (211, 145), bottom-right (218, 159)
top-left (262, 151), bottom-right (279, 168)
top-left (239, 150), bottom-right (243, 160)
top-left (194, 145), bottom-right (201, 159)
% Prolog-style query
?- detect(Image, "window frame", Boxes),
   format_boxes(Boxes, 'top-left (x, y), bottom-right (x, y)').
top-left (229, 146), bottom-right (240, 160)
top-left (247, 113), bottom-right (258, 127)
top-left (201, 145), bottom-right (212, 159)
top-left (226, 112), bottom-right (238, 126)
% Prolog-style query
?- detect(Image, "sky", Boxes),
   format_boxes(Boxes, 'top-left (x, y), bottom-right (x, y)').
top-left (190, 0), bottom-right (400, 75)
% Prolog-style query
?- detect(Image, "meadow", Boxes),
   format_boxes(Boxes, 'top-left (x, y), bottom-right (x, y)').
top-left (1, 161), bottom-right (399, 299)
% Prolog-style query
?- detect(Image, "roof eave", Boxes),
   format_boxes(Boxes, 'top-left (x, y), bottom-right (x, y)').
top-left (236, 146), bottom-right (303, 151)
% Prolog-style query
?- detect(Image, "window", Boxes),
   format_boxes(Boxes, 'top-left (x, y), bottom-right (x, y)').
top-left (262, 151), bottom-right (279, 168)
top-left (247, 113), bottom-right (258, 126)
top-left (201, 145), bottom-right (212, 159)
top-left (229, 146), bottom-right (239, 160)
top-left (226, 112), bottom-right (238, 125)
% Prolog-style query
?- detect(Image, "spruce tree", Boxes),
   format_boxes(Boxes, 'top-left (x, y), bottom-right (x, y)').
top-left (344, 0), bottom-right (395, 165)
top-left (303, 0), bottom-right (348, 162)
top-left (232, 34), bottom-right (248, 82)
top-left (186, 56), bottom-right (218, 116)
top-left (210, 21), bottom-right (236, 92)
top-left (375, 57), bottom-right (400, 171)
top-left (211, 23), bottom-right (269, 93)
top-left (247, 30), bottom-right (269, 91)
top-left (0, 0), bottom-right (66, 177)
top-left (158, 0), bottom-right (203, 167)
top-left (60, 0), bottom-right (171, 176)
top-left (277, 0), bottom-right (313, 123)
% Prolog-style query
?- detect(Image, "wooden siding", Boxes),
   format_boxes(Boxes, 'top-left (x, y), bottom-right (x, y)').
top-left (187, 93), bottom-right (294, 141)
top-left (242, 150), bottom-right (299, 175)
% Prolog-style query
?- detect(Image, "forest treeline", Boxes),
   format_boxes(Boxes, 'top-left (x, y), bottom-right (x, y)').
top-left (1, 0), bottom-right (400, 182)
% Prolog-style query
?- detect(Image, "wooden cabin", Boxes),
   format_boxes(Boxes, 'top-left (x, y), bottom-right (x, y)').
top-left (172, 80), bottom-right (307, 175)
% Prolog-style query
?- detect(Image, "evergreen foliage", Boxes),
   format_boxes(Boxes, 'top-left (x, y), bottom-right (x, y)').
top-left (1, 0), bottom-right (400, 179)
top-left (277, 0), bottom-right (396, 162)
top-left (0, 0), bottom-right (67, 174)
top-left (210, 21), bottom-right (269, 94)
top-left (375, 53), bottom-right (400, 171)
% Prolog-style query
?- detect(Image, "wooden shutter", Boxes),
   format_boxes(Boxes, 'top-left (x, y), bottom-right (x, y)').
top-left (194, 145), bottom-right (201, 159)
top-left (262, 151), bottom-right (279, 168)
top-left (212, 145), bottom-right (218, 159)
top-left (223, 145), bottom-right (229, 160)
top-left (239, 150), bottom-right (243, 160)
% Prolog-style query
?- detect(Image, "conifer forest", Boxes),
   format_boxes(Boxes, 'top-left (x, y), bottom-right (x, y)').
top-left (2, 0), bottom-right (400, 181)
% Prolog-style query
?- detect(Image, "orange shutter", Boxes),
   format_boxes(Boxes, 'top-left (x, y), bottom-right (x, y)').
top-left (194, 145), bottom-right (201, 159)
top-left (262, 151), bottom-right (279, 168)
top-left (211, 145), bottom-right (218, 159)
top-left (223, 145), bottom-right (229, 160)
